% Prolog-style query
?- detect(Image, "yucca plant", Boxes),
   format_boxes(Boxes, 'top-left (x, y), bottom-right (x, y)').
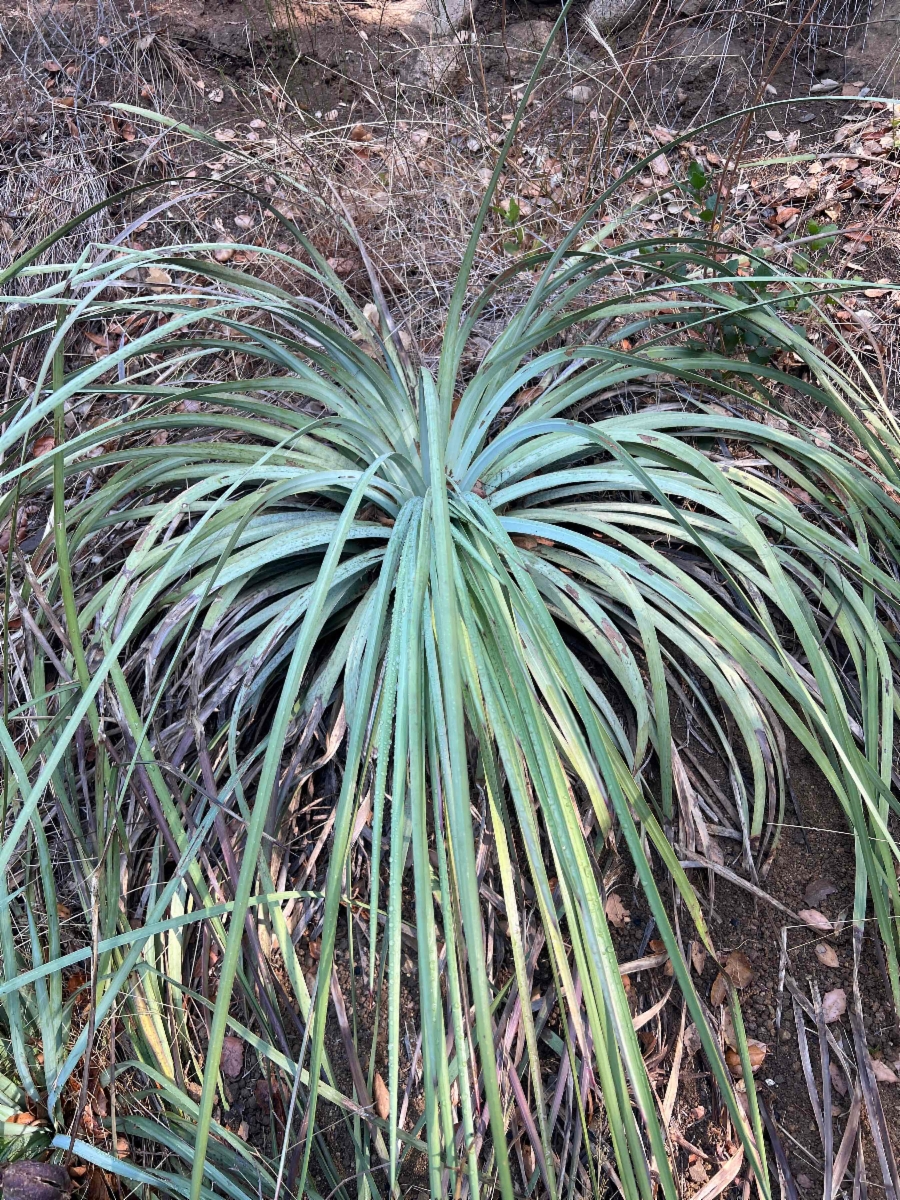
top-left (2, 16), bottom-right (900, 1197)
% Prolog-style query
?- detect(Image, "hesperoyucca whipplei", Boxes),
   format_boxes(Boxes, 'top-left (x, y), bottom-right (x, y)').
top-left (2, 17), bottom-right (900, 1198)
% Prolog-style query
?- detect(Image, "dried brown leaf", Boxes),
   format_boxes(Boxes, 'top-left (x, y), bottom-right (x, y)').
top-left (822, 988), bottom-right (847, 1023)
top-left (725, 1039), bottom-right (767, 1077)
top-left (374, 1072), bottom-right (390, 1120)
top-left (683, 1023), bottom-right (702, 1056)
top-left (710, 972), bottom-right (729, 1007)
top-left (804, 878), bottom-right (837, 907)
top-left (798, 909), bottom-right (833, 932)
top-left (871, 1058), bottom-right (899, 1084)
top-left (605, 893), bottom-right (630, 928)
top-left (829, 1060), bottom-right (848, 1096)
top-left (815, 943), bottom-right (840, 969)
top-left (221, 1035), bottom-right (244, 1079)
top-left (723, 950), bottom-right (754, 988)
top-left (691, 940), bottom-right (707, 975)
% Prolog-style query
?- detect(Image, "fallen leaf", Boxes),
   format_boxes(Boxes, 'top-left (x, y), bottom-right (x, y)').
top-left (691, 940), bottom-right (707, 975)
top-left (515, 385), bottom-right (543, 409)
top-left (649, 938), bottom-right (673, 975)
top-left (349, 123), bottom-right (372, 143)
top-left (723, 950), bottom-right (754, 988)
top-left (683, 1023), bottom-right (702, 1056)
top-left (145, 267), bottom-right (172, 287)
top-left (689, 1162), bottom-right (708, 1184)
top-left (785, 130), bottom-right (801, 152)
top-left (829, 1061), bottom-right (848, 1096)
top-left (214, 128), bottom-right (237, 143)
top-left (765, 130), bottom-right (784, 142)
top-left (221, 1035), bottom-right (244, 1078)
top-left (649, 153), bottom-right (670, 177)
top-left (821, 988), bottom-right (847, 1023)
top-left (710, 972), bottom-right (729, 1007)
top-left (871, 1058), bottom-right (898, 1084)
top-left (208, 87), bottom-right (224, 103)
top-left (326, 255), bottom-right (360, 277)
top-left (805, 877), bottom-right (838, 907)
top-left (725, 1040), bottom-right (767, 1077)
top-left (374, 1072), bottom-right (389, 1120)
top-left (0, 511), bottom-right (29, 556)
top-left (864, 282), bottom-right (890, 298)
top-left (774, 206), bottom-right (800, 226)
top-left (815, 943), bottom-right (839, 969)
top-left (798, 909), bottom-right (833, 932)
top-left (32, 435), bottom-right (55, 458)
top-left (213, 246), bottom-right (234, 262)
top-left (605, 893), bottom-right (630, 928)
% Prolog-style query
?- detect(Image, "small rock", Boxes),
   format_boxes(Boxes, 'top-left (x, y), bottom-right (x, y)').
top-left (489, 21), bottom-right (560, 78)
top-left (400, 41), bottom-right (465, 88)
top-left (585, 0), bottom-right (645, 33)
top-left (368, 0), bottom-right (475, 36)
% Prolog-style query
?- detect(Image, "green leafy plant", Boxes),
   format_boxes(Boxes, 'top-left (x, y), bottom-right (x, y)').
top-left (2, 25), bottom-right (900, 1200)
top-left (680, 159), bottom-right (717, 222)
